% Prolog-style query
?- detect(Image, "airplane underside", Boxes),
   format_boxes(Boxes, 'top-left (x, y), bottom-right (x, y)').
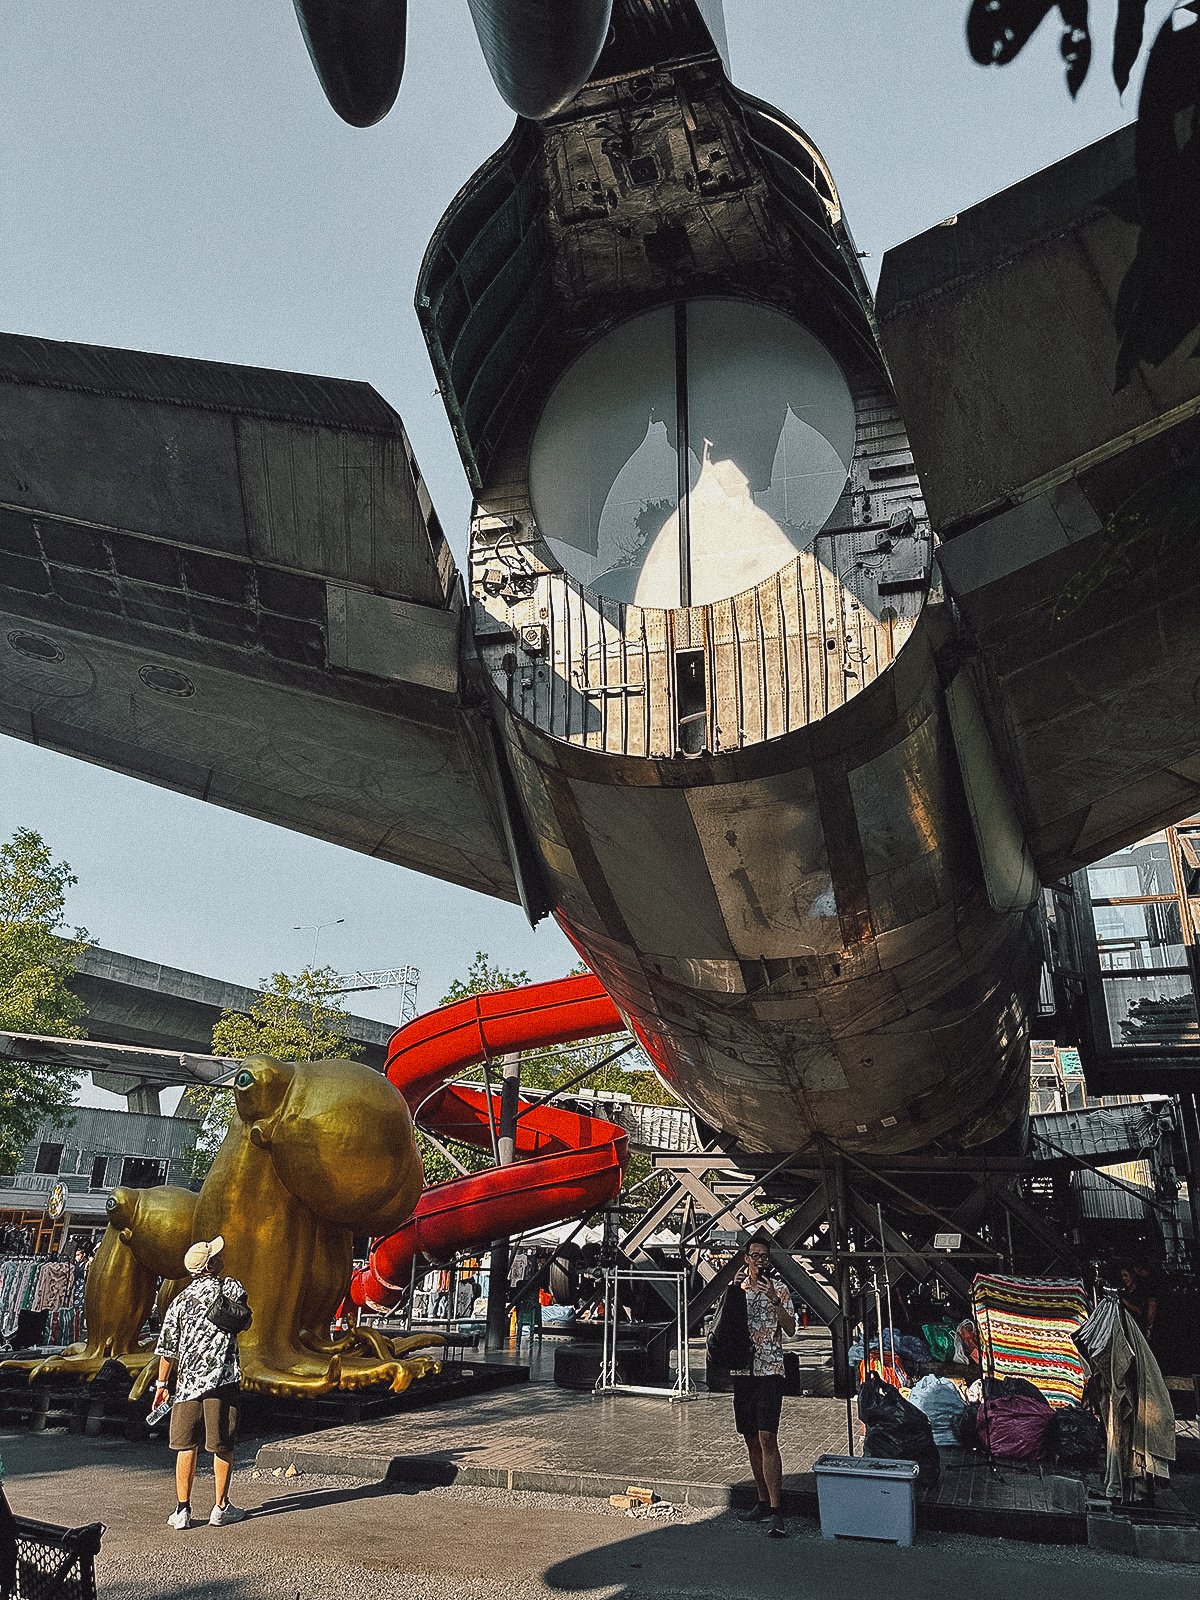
top-left (3, 1), bottom-right (1200, 1166)
top-left (492, 613), bottom-right (1044, 1159)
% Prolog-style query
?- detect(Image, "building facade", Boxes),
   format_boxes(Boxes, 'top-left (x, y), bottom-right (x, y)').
top-left (0, 1104), bottom-right (199, 1253)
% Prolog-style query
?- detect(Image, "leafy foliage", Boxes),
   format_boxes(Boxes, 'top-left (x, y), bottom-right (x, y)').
top-left (186, 967), bottom-right (361, 1179)
top-left (1113, 0), bottom-right (1150, 91)
top-left (0, 829), bottom-right (89, 1174)
top-left (967, 1), bottom-right (1090, 94)
top-left (430, 952), bottom-right (680, 1194)
top-left (967, 0), bottom-right (1200, 383)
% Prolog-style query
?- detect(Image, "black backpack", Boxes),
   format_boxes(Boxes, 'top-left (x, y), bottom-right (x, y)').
top-left (706, 1285), bottom-right (754, 1371)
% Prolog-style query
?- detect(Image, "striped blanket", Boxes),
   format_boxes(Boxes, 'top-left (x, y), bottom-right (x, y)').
top-left (971, 1274), bottom-right (1091, 1407)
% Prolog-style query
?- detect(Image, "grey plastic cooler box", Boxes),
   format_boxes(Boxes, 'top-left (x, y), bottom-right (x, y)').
top-left (812, 1454), bottom-right (920, 1546)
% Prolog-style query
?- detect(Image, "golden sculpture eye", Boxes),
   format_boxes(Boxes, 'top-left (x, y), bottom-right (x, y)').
top-left (234, 1069), bottom-right (255, 1090)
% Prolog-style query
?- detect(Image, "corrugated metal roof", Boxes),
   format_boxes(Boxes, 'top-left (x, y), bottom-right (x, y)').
top-left (1074, 1160), bottom-right (1154, 1221)
top-left (620, 1102), bottom-right (700, 1154)
top-left (1031, 1102), bottom-right (1168, 1163)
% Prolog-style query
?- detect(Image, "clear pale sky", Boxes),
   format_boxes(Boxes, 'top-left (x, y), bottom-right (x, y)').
top-left (0, 3), bottom-right (1147, 1107)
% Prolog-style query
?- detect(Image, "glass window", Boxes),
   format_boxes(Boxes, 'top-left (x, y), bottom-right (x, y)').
top-left (120, 1156), bottom-right (166, 1190)
top-left (1087, 837), bottom-right (1173, 900)
top-left (530, 298), bottom-right (856, 609)
top-left (684, 299), bottom-right (854, 607)
top-left (89, 1156), bottom-right (108, 1190)
top-left (1101, 972), bottom-right (1200, 1047)
top-left (34, 1143), bottom-right (63, 1176)
top-left (531, 305), bottom-right (678, 605)
top-left (1095, 899), bottom-right (1187, 971)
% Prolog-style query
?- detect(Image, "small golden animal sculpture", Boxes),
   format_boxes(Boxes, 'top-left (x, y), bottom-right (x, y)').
top-left (7, 1184), bottom-right (198, 1383)
top-left (9, 1057), bottom-right (442, 1399)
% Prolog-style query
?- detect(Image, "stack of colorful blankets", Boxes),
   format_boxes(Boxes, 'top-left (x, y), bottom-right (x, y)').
top-left (971, 1273), bottom-right (1090, 1406)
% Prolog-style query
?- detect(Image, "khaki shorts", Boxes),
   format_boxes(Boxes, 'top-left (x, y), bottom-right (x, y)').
top-left (169, 1386), bottom-right (239, 1453)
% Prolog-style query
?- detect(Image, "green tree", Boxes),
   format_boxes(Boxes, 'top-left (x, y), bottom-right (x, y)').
top-left (186, 966), bottom-right (361, 1179)
top-left (0, 828), bottom-right (89, 1174)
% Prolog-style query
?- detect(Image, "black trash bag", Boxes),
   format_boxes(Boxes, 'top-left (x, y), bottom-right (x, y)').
top-left (706, 1285), bottom-right (753, 1371)
top-left (863, 1423), bottom-right (940, 1487)
top-left (953, 1400), bottom-right (979, 1448)
top-left (857, 1375), bottom-right (941, 1487)
top-left (983, 1375), bottom-right (1046, 1404)
top-left (1050, 1404), bottom-right (1104, 1471)
top-left (856, 1372), bottom-right (903, 1427)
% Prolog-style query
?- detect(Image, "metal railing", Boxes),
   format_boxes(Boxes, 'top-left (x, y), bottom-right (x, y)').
top-left (597, 1268), bottom-right (693, 1401)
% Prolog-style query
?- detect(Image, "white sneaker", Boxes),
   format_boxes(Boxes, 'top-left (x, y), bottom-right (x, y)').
top-left (166, 1507), bottom-right (192, 1531)
top-left (208, 1502), bottom-right (245, 1527)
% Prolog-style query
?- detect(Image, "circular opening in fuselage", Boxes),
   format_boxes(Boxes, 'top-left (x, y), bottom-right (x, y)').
top-left (529, 298), bottom-right (856, 610)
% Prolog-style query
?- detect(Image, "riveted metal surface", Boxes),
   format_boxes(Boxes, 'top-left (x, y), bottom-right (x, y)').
top-left (423, 17), bottom-right (1042, 1157)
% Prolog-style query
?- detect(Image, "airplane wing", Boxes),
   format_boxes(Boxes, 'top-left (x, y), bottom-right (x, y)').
top-left (877, 126), bottom-right (1200, 881)
top-left (0, 333), bottom-right (524, 904)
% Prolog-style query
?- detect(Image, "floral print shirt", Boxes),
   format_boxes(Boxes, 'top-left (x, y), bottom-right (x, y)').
top-left (156, 1275), bottom-right (247, 1402)
top-left (743, 1280), bottom-right (793, 1377)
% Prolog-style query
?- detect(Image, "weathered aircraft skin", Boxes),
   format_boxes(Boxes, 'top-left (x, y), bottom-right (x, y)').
top-left (4, 2), bottom-right (1199, 1164)
top-left (416, 3), bottom-right (1044, 1158)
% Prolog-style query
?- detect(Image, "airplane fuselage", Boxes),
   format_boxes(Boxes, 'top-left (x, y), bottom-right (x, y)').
top-left (419, 19), bottom-right (1045, 1158)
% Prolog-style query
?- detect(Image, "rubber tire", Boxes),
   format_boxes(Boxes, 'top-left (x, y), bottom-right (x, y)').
top-left (550, 1241), bottom-right (582, 1305)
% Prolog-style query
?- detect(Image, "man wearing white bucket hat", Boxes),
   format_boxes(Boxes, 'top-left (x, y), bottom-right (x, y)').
top-left (153, 1235), bottom-right (251, 1530)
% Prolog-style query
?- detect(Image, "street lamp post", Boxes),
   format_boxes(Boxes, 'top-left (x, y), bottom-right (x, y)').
top-left (293, 918), bottom-right (345, 967)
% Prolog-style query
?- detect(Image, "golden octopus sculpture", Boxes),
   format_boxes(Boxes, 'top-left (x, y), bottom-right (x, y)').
top-left (7, 1057), bottom-right (441, 1399)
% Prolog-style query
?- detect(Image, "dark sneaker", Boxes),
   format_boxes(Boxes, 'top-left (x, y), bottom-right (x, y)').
top-left (768, 1512), bottom-right (788, 1539)
top-left (737, 1502), bottom-right (770, 1523)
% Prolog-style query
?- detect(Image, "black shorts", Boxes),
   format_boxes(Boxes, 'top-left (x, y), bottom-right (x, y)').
top-left (733, 1374), bottom-right (785, 1436)
top-left (169, 1386), bottom-right (239, 1452)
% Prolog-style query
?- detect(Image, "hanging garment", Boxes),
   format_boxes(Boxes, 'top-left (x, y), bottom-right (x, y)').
top-left (30, 1259), bottom-right (74, 1314)
top-left (1075, 1297), bottom-right (1175, 1499)
top-left (509, 1251), bottom-right (533, 1286)
top-left (0, 1259), bottom-right (40, 1338)
top-left (971, 1273), bottom-right (1090, 1405)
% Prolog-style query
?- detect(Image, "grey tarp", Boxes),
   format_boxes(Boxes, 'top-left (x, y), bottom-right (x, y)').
top-left (1075, 1297), bottom-right (1175, 1500)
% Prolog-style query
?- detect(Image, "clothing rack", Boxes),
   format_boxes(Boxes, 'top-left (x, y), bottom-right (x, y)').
top-left (0, 1254), bottom-right (87, 1346)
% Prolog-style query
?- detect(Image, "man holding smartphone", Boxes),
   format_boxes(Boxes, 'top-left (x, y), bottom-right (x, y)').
top-left (733, 1234), bottom-right (796, 1538)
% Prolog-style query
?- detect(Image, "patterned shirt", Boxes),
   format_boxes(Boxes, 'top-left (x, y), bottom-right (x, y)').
top-left (744, 1281), bottom-right (794, 1378)
top-left (156, 1276), bottom-right (247, 1402)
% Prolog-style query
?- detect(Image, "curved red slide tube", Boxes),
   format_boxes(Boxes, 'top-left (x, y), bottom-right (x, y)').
top-left (349, 974), bottom-right (630, 1309)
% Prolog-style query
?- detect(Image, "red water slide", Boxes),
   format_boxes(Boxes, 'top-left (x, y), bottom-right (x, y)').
top-left (349, 974), bottom-right (630, 1309)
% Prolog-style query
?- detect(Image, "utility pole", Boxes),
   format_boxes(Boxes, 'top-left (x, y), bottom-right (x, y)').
top-left (485, 1054), bottom-right (522, 1352)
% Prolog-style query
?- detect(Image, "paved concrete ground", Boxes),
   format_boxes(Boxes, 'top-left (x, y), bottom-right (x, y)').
top-left (258, 1359), bottom-right (1199, 1534)
top-left (2, 1428), bottom-right (1194, 1600)
top-left (256, 1379), bottom-right (853, 1503)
